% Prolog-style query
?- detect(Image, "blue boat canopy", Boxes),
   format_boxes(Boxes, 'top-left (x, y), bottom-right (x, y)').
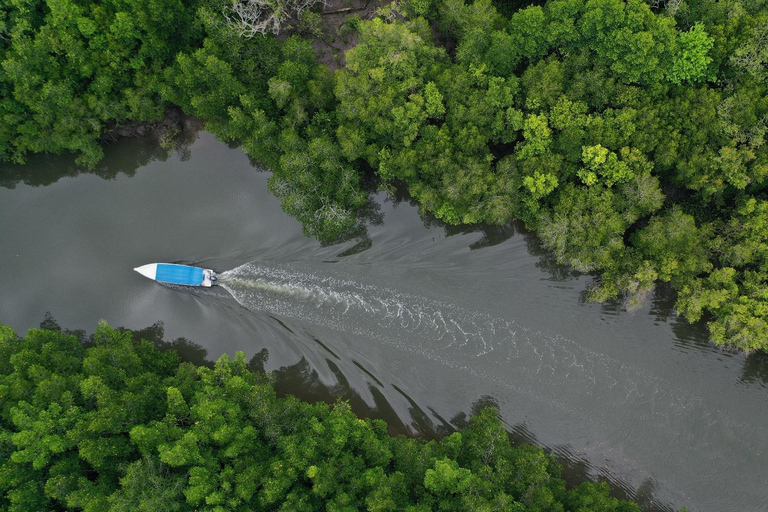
top-left (155, 263), bottom-right (205, 286)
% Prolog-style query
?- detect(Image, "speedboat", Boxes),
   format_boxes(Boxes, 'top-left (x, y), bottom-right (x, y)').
top-left (134, 263), bottom-right (217, 287)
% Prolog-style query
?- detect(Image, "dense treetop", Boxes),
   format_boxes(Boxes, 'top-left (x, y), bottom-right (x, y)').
top-left (0, 0), bottom-right (199, 166)
top-left (1, 0), bottom-right (767, 350)
top-left (0, 322), bottom-right (643, 511)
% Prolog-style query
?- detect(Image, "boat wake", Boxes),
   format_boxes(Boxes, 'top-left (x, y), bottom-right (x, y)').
top-left (217, 262), bottom-right (751, 456)
top-left (221, 263), bottom-right (500, 357)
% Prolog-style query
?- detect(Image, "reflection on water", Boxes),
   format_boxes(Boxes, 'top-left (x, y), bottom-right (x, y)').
top-left (38, 313), bottom-right (212, 368)
top-left (0, 117), bottom-right (202, 189)
top-left (129, 321), bottom-right (212, 369)
top-left (394, 188), bottom-right (520, 251)
top-left (740, 352), bottom-right (768, 388)
top-left (648, 283), bottom-right (725, 356)
top-left (523, 229), bottom-right (583, 281)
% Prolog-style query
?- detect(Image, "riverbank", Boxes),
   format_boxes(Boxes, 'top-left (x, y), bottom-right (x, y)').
top-left (3, 129), bottom-right (755, 511)
top-left (2, 0), bottom-right (766, 350)
top-left (100, 106), bottom-right (187, 144)
top-left (0, 321), bottom-right (646, 511)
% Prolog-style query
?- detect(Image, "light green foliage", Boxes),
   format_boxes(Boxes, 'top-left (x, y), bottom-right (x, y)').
top-left (424, 81), bottom-right (445, 118)
top-left (109, 456), bottom-right (186, 512)
top-left (508, 6), bottom-right (549, 62)
top-left (677, 268), bottom-right (740, 324)
top-left (565, 481), bottom-right (639, 512)
top-left (707, 272), bottom-right (768, 352)
top-left (633, 209), bottom-right (712, 283)
top-left (618, 168), bottom-right (665, 223)
top-left (401, 0), bottom-right (434, 18)
top-left (712, 198), bottom-right (768, 271)
top-left (336, 14), bottom-right (521, 225)
top-left (521, 57), bottom-right (566, 112)
top-left (669, 23), bottom-right (714, 85)
top-left (523, 172), bottom-right (559, 200)
top-left (270, 134), bottom-right (366, 240)
top-left (730, 17), bottom-right (768, 81)
top-left (452, 0), bottom-right (508, 73)
top-left (478, 29), bottom-right (519, 77)
top-left (162, 11), bottom-right (280, 126)
top-left (0, 322), bottom-right (185, 511)
top-left (675, 199), bottom-right (768, 351)
top-left (336, 16), bottom-right (448, 165)
top-left (168, 26), bottom-right (365, 243)
top-left (538, 185), bottom-right (630, 273)
top-left (517, 114), bottom-right (552, 159)
top-left (658, 87), bottom-right (725, 196)
top-left (717, 79), bottom-right (768, 152)
top-left (10, 397), bottom-right (79, 470)
top-left (715, 145), bottom-right (760, 190)
top-left (578, 145), bottom-right (633, 187)
top-left (677, 269), bottom-right (768, 352)
top-left (424, 458), bottom-right (474, 495)
top-left (436, 0), bottom-right (502, 46)
top-left (576, 0), bottom-right (677, 85)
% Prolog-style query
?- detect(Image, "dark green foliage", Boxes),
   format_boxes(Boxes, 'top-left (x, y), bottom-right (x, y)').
top-left (0, 0), bottom-right (199, 166)
top-left (336, 14), bottom-right (522, 225)
top-left (0, 323), bottom-right (644, 511)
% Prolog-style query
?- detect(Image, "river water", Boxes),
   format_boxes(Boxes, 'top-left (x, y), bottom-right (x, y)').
top-left (1, 128), bottom-right (766, 511)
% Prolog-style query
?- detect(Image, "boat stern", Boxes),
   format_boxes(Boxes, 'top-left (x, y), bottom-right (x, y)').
top-left (202, 268), bottom-right (216, 287)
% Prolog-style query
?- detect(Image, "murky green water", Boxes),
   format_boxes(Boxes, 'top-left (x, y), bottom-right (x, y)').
top-left (2, 128), bottom-right (766, 511)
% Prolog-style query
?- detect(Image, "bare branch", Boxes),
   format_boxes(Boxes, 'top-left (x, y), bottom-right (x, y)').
top-left (224, 0), bottom-right (328, 37)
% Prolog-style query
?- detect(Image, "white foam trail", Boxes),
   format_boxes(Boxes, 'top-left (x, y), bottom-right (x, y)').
top-left (219, 262), bottom-right (766, 453)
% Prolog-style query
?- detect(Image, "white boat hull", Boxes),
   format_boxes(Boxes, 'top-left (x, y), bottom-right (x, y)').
top-left (134, 263), bottom-right (216, 287)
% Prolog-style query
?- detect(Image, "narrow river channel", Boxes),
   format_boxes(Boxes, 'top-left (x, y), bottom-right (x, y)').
top-left (1, 128), bottom-right (766, 512)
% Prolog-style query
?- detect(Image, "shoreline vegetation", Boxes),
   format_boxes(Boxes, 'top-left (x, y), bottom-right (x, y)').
top-left (0, 321), bottom-right (651, 511)
top-left (3, 0), bottom-right (766, 352)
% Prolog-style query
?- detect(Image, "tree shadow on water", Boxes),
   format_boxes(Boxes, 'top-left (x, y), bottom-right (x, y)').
top-left (0, 118), bottom-right (201, 189)
top-left (553, 443), bottom-right (673, 512)
top-left (383, 181), bottom-right (520, 250)
top-left (453, 395), bottom-right (673, 511)
top-left (648, 282), bottom-right (677, 322)
top-left (128, 321), bottom-right (211, 368)
top-left (314, 167), bottom-right (386, 257)
top-left (39, 312), bottom-right (89, 344)
top-left (649, 283), bottom-right (722, 355)
top-left (250, 351), bottom-right (432, 438)
top-left (449, 222), bottom-right (520, 250)
top-left (739, 351), bottom-right (768, 388)
top-left (248, 341), bottom-right (459, 440)
top-left (333, 195), bottom-right (385, 257)
top-left (449, 395), bottom-right (501, 430)
top-left (523, 229), bottom-right (582, 281)
top-left (38, 313), bottom-right (211, 368)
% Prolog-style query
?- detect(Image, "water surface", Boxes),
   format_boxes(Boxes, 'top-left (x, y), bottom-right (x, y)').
top-left (1, 130), bottom-right (766, 512)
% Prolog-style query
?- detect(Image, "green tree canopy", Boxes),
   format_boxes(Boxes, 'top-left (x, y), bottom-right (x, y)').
top-left (0, 322), bottom-right (644, 511)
